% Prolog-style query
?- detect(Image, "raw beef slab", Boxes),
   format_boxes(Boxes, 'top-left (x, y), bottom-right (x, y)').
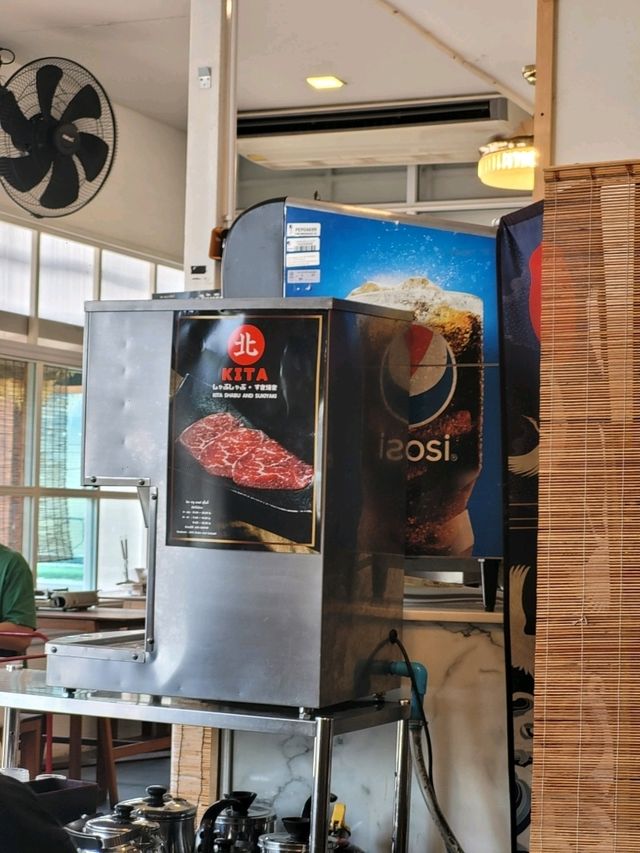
top-left (179, 412), bottom-right (241, 460)
top-left (233, 436), bottom-right (313, 489)
top-left (177, 412), bottom-right (313, 490)
top-left (199, 427), bottom-right (265, 477)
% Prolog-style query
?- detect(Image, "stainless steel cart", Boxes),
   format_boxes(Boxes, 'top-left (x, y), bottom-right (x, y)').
top-left (0, 667), bottom-right (411, 853)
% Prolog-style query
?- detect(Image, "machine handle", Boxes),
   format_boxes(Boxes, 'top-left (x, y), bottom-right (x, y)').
top-left (141, 485), bottom-right (158, 652)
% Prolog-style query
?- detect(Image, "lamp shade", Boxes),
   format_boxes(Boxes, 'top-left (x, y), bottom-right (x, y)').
top-left (477, 136), bottom-right (538, 191)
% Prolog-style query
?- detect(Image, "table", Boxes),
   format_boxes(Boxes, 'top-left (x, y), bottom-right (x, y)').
top-left (0, 668), bottom-right (411, 853)
top-left (36, 607), bottom-right (146, 635)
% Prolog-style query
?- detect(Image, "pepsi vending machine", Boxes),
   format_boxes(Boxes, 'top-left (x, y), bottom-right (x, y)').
top-left (222, 198), bottom-right (501, 565)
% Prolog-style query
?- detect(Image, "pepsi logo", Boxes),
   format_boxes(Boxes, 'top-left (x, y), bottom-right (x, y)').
top-left (383, 323), bottom-right (457, 427)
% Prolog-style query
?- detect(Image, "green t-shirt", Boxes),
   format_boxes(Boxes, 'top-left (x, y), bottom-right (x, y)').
top-left (0, 545), bottom-right (36, 629)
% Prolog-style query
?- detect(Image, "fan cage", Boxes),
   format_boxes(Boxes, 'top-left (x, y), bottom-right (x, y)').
top-left (0, 56), bottom-right (116, 218)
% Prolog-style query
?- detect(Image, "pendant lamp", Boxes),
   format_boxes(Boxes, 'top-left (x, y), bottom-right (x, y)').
top-left (477, 135), bottom-right (538, 191)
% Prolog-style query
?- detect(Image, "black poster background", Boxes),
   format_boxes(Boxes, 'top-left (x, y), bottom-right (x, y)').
top-left (497, 201), bottom-right (543, 853)
top-left (167, 311), bottom-right (323, 550)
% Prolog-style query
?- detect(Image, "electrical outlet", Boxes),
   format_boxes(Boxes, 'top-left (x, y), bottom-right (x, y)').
top-left (198, 66), bottom-right (211, 89)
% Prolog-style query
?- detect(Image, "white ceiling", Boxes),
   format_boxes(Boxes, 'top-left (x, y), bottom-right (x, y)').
top-left (0, 0), bottom-right (537, 132)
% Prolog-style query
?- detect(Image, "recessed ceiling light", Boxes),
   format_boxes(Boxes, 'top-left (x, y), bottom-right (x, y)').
top-left (306, 75), bottom-right (345, 90)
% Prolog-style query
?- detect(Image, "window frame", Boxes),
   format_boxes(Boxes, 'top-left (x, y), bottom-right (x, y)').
top-left (0, 215), bottom-right (182, 590)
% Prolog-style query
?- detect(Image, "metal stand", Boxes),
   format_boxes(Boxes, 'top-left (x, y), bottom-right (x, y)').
top-left (309, 716), bottom-right (334, 853)
top-left (1, 663), bottom-right (24, 769)
top-left (1, 705), bottom-right (19, 768)
top-left (218, 728), bottom-right (234, 797)
top-left (392, 715), bottom-right (411, 853)
top-left (0, 670), bottom-right (411, 853)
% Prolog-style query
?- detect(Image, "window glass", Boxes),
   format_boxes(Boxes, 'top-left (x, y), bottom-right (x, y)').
top-left (40, 366), bottom-right (83, 489)
top-left (0, 358), bottom-right (29, 487)
top-left (37, 497), bottom-right (93, 590)
top-left (101, 251), bottom-right (151, 301)
top-left (0, 222), bottom-right (32, 315)
top-left (236, 157), bottom-right (406, 208)
top-left (155, 264), bottom-right (184, 294)
top-left (417, 163), bottom-right (526, 201)
top-left (96, 498), bottom-right (147, 593)
top-left (0, 495), bottom-right (28, 554)
top-left (39, 234), bottom-right (94, 326)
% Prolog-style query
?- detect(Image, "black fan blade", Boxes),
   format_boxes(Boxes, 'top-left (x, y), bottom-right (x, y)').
top-left (36, 64), bottom-right (63, 118)
top-left (0, 88), bottom-right (32, 150)
top-left (76, 132), bottom-right (108, 181)
top-left (60, 84), bottom-right (101, 124)
top-left (40, 153), bottom-right (79, 209)
top-left (0, 150), bottom-right (53, 192)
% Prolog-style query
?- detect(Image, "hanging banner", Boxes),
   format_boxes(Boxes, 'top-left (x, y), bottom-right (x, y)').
top-left (167, 310), bottom-right (323, 551)
top-left (497, 200), bottom-right (543, 853)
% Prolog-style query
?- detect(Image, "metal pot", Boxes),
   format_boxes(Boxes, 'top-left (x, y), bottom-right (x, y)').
top-left (194, 793), bottom-right (274, 853)
top-left (65, 803), bottom-right (166, 852)
top-left (257, 815), bottom-right (337, 853)
top-left (212, 790), bottom-right (276, 852)
top-left (257, 833), bottom-right (337, 852)
top-left (119, 784), bottom-right (196, 853)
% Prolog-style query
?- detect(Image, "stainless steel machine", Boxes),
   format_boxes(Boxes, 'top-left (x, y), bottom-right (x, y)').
top-left (45, 297), bottom-right (410, 709)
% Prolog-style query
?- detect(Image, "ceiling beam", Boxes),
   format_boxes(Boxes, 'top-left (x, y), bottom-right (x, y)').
top-left (375, 0), bottom-right (534, 114)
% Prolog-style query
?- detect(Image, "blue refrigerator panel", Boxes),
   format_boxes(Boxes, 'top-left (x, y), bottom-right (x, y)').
top-left (283, 201), bottom-right (502, 560)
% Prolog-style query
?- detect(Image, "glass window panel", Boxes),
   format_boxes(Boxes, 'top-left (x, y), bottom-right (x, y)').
top-left (417, 163), bottom-right (526, 201)
top-left (0, 495), bottom-right (29, 554)
top-left (96, 498), bottom-right (146, 592)
top-left (0, 222), bottom-right (32, 315)
top-left (155, 264), bottom-right (183, 294)
top-left (39, 234), bottom-right (94, 326)
top-left (0, 358), bottom-right (29, 487)
top-left (101, 251), bottom-right (151, 301)
top-left (40, 366), bottom-right (83, 489)
top-left (236, 157), bottom-right (406, 208)
top-left (37, 497), bottom-right (93, 591)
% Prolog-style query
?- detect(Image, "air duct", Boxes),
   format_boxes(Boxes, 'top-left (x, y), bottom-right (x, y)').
top-left (237, 96), bottom-right (531, 170)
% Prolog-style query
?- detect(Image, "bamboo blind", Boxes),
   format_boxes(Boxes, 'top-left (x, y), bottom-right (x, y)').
top-left (170, 725), bottom-right (219, 820)
top-left (531, 162), bottom-right (640, 850)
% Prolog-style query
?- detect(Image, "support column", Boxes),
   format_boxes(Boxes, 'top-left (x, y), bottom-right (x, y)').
top-left (533, 0), bottom-right (556, 200)
top-left (173, 0), bottom-right (239, 804)
top-left (183, 0), bottom-right (239, 291)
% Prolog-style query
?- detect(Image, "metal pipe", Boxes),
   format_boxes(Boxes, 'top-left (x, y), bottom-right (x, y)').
top-left (218, 728), bottom-right (234, 796)
top-left (392, 713), bottom-right (411, 853)
top-left (2, 705), bottom-right (20, 768)
top-left (143, 486), bottom-right (158, 652)
top-left (309, 716), bottom-right (333, 853)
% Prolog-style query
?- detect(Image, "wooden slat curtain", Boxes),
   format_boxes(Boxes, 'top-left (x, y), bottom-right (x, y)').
top-left (531, 161), bottom-right (640, 850)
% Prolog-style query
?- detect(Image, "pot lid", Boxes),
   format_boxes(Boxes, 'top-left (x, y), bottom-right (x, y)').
top-left (83, 804), bottom-right (154, 847)
top-left (121, 785), bottom-right (197, 820)
top-left (215, 802), bottom-right (276, 825)
top-left (258, 833), bottom-right (309, 853)
top-left (258, 833), bottom-right (337, 852)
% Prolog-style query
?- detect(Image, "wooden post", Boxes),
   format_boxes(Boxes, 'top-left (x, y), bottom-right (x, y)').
top-left (533, 0), bottom-right (557, 200)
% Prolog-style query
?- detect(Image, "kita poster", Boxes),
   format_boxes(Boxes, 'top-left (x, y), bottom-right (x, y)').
top-left (283, 201), bottom-right (501, 559)
top-left (167, 310), bottom-right (323, 551)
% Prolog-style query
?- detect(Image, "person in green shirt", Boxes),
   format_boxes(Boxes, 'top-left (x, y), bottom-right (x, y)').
top-left (0, 544), bottom-right (36, 656)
